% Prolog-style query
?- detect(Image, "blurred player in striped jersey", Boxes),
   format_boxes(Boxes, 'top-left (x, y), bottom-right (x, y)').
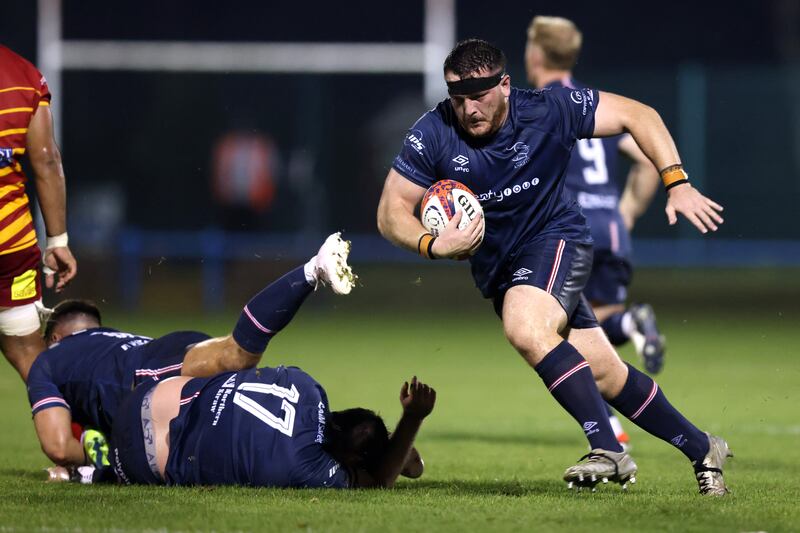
top-left (525, 16), bottom-right (665, 374)
top-left (526, 16), bottom-right (667, 448)
top-left (0, 46), bottom-right (77, 381)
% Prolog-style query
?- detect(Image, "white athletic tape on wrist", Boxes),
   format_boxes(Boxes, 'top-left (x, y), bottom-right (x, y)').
top-left (46, 232), bottom-right (68, 250)
top-left (0, 303), bottom-right (42, 336)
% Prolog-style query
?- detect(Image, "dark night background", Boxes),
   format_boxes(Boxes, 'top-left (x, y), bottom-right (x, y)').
top-left (2, 1), bottom-right (799, 243)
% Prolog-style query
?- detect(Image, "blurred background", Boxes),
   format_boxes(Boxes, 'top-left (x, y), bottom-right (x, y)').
top-left (2, 0), bottom-right (799, 314)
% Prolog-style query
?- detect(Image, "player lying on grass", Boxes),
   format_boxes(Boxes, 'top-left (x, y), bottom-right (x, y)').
top-left (27, 233), bottom-right (357, 468)
top-left (50, 372), bottom-right (434, 489)
top-left (377, 39), bottom-right (731, 495)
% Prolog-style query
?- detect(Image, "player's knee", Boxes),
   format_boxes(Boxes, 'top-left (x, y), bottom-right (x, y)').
top-left (42, 441), bottom-right (69, 466)
top-left (503, 322), bottom-right (556, 366)
top-left (592, 357), bottom-right (628, 398)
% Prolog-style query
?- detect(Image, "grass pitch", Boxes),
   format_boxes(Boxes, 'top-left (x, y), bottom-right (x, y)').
top-left (0, 269), bottom-right (798, 532)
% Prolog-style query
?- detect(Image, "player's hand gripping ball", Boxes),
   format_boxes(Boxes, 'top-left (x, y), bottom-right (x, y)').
top-left (420, 180), bottom-right (485, 256)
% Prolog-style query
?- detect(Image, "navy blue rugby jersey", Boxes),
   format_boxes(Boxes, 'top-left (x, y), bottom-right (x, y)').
top-left (27, 328), bottom-right (153, 433)
top-left (164, 366), bottom-right (350, 488)
top-left (550, 79), bottom-right (631, 257)
top-left (393, 86), bottom-right (597, 297)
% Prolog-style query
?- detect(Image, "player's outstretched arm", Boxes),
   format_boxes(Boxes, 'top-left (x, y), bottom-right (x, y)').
top-left (354, 376), bottom-right (436, 488)
top-left (617, 135), bottom-right (660, 230)
top-left (594, 92), bottom-right (724, 234)
top-left (33, 407), bottom-right (87, 467)
top-left (27, 105), bottom-right (77, 291)
top-left (377, 169), bottom-right (483, 259)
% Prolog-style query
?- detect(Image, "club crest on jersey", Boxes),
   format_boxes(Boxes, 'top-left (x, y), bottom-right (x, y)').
top-left (505, 142), bottom-right (530, 168)
top-left (404, 129), bottom-right (425, 154)
top-left (452, 154), bottom-right (469, 172)
top-left (0, 148), bottom-right (13, 165)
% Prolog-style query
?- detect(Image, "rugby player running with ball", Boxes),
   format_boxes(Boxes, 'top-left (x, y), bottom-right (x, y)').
top-left (377, 39), bottom-right (730, 495)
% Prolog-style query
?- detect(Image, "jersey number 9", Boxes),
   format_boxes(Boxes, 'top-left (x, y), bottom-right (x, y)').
top-left (577, 139), bottom-right (609, 185)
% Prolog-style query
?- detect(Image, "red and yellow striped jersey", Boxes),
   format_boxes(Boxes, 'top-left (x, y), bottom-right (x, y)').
top-left (0, 46), bottom-right (51, 256)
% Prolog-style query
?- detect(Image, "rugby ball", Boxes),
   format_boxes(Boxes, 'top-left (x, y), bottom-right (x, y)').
top-left (420, 180), bottom-right (484, 254)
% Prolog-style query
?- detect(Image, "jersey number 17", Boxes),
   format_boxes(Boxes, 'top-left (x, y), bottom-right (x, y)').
top-left (233, 382), bottom-right (300, 437)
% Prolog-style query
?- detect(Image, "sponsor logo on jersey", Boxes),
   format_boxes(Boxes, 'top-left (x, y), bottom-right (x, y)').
top-left (88, 330), bottom-right (153, 351)
top-left (570, 89), bottom-right (594, 116)
top-left (452, 154), bottom-right (470, 172)
top-left (577, 192), bottom-right (617, 210)
top-left (512, 267), bottom-right (532, 281)
top-left (11, 269), bottom-right (37, 301)
top-left (394, 156), bottom-right (416, 176)
top-left (90, 331), bottom-right (139, 339)
top-left (0, 148), bottom-right (13, 166)
top-left (211, 383), bottom-right (235, 426)
top-left (505, 142), bottom-right (530, 168)
top-left (583, 421), bottom-right (599, 436)
top-left (316, 401), bottom-right (326, 444)
top-left (404, 129), bottom-right (425, 153)
top-left (476, 177), bottom-right (540, 203)
top-left (113, 447), bottom-right (131, 485)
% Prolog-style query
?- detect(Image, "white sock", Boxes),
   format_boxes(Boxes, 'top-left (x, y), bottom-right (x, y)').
top-left (620, 311), bottom-right (635, 338)
top-left (303, 257), bottom-right (318, 284)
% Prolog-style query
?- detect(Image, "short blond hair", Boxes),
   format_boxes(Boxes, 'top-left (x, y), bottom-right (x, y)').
top-left (527, 16), bottom-right (583, 70)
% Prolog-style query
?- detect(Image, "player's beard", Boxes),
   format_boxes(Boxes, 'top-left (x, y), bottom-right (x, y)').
top-left (466, 99), bottom-right (508, 138)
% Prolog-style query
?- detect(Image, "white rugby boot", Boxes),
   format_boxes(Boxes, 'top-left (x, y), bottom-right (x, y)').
top-left (311, 232), bottom-right (357, 295)
top-left (693, 433), bottom-right (733, 496)
top-left (563, 449), bottom-right (638, 492)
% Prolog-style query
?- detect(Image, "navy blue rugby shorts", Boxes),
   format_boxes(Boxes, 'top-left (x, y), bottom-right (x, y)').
top-left (582, 249), bottom-right (632, 306)
top-left (492, 238), bottom-right (598, 329)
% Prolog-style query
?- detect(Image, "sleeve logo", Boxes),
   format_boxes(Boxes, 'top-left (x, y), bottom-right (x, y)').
top-left (404, 129), bottom-right (425, 153)
top-left (570, 89), bottom-right (594, 116)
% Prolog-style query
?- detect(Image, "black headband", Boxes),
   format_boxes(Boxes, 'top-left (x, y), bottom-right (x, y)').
top-left (446, 71), bottom-right (505, 96)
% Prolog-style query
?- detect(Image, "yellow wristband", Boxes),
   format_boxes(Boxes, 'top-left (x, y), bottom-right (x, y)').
top-left (417, 233), bottom-right (436, 260)
top-left (660, 165), bottom-right (689, 191)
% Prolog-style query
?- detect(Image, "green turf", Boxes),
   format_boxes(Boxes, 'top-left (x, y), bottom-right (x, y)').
top-left (0, 304), bottom-right (798, 532)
